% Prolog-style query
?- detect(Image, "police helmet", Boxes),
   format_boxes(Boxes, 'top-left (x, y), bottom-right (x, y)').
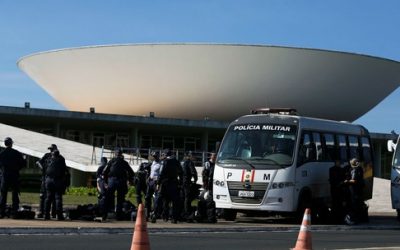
top-left (151, 151), bottom-right (160, 158)
top-left (48, 144), bottom-right (58, 151)
top-left (115, 148), bottom-right (123, 156)
top-left (100, 157), bottom-right (108, 165)
top-left (4, 137), bottom-right (13, 147)
top-left (163, 148), bottom-right (172, 157)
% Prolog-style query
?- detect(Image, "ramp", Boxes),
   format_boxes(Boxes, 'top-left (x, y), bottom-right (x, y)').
top-left (0, 123), bottom-right (109, 172)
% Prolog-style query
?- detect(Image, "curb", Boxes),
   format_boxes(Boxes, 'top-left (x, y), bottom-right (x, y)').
top-left (1, 224), bottom-right (400, 235)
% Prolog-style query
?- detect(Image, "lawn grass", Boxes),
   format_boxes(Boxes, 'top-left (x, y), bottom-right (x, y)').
top-left (7, 191), bottom-right (138, 206)
top-left (6, 187), bottom-right (199, 208)
top-left (8, 192), bottom-right (101, 206)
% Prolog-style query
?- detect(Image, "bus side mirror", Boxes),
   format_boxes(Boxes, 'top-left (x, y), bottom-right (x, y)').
top-left (388, 140), bottom-right (396, 153)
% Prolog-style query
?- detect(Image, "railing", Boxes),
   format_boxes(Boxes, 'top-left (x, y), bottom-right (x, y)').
top-left (90, 146), bottom-right (214, 167)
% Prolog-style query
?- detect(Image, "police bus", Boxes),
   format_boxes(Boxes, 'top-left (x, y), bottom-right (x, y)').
top-left (213, 108), bottom-right (374, 221)
top-left (387, 133), bottom-right (400, 218)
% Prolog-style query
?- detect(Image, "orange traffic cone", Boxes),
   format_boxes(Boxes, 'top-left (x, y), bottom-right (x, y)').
top-left (292, 208), bottom-right (312, 250)
top-left (131, 204), bottom-right (150, 250)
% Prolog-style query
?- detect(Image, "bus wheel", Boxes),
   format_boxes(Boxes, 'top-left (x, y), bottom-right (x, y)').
top-left (296, 191), bottom-right (312, 222)
top-left (222, 209), bottom-right (237, 221)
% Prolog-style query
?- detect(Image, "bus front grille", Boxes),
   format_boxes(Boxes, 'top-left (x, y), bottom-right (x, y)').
top-left (227, 181), bottom-right (268, 204)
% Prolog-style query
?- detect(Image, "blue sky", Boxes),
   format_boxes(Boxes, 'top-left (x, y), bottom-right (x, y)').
top-left (0, 0), bottom-right (399, 132)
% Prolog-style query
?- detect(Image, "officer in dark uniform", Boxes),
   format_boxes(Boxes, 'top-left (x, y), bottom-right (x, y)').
top-left (204, 153), bottom-right (216, 192)
top-left (158, 149), bottom-right (183, 224)
top-left (182, 152), bottom-right (198, 221)
top-left (0, 137), bottom-right (25, 219)
top-left (96, 157), bottom-right (108, 218)
top-left (44, 149), bottom-right (69, 220)
top-left (102, 149), bottom-right (135, 220)
top-left (205, 153), bottom-right (217, 223)
top-left (36, 144), bottom-right (58, 218)
top-left (135, 161), bottom-right (151, 205)
top-left (344, 158), bottom-right (365, 225)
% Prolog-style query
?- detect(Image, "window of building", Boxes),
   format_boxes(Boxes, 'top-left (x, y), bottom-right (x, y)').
top-left (140, 135), bottom-right (152, 149)
top-left (184, 137), bottom-right (196, 151)
top-left (163, 136), bottom-right (174, 150)
top-left (174, 137), bottom-right (184, 149)
top-left (93, 132), bottom-right (105, 147)
top-left (66, 130), bottom-right (80, 142)
top-left (152, 136), bottom-right (162, 148)
top-left (116, 133), bottom-right (129, 148)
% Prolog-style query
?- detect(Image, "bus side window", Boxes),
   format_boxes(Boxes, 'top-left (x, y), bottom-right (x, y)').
top-left (349, 135), bottom-right (360, 160)
top-left (312, 132), bottom-right (323, 161)
top-left (337, 134), bottom-right (348, 163)
top-left (322, 133), bottom-right (336, 161)
top-left (298, 132), bottom-right (315, 165)
top-left (361, 137), bottom-right (372, 163)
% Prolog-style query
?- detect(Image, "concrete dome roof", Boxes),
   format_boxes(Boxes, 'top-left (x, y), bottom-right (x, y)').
top-left (18, 44), bottom-right (400, 121)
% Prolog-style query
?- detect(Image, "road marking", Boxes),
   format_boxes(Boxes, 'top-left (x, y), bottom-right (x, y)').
top-left (336, 248), bottom-right (400, 250)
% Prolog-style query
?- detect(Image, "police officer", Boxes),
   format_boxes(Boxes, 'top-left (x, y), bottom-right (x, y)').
top-left (182, 152), bottom-right (198, 221)
top-left (96, 157), bottom-right (108, 219)
top-left (203, 153), bottom-right (216, 192)
top-left (135, 161), bottom-right (151, 205)
top-left (148, 151), bottom-right (162, 222)
top-left (204, 152), bottom-right (217, 223)
top-left (44, 149), bottom-right (69, 220)
top-left (0, 137), bottom-right (25, 219)
top-left (102, 149), bottom-right (135, 220)
top-left (344, 158), bottom-right (365, 225)
top-left (36, 144), bottom-right (58, 218)
top-left (157, 149), bottom-right (183, 224)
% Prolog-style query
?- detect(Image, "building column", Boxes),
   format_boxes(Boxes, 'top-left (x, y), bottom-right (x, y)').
top-left (201, 130), bottom-right (209, 152)
top-left (130, 127), bottom-right (139, 148)
top-left (69, 168), bottom-right (88, 187)
top-left (54, 122), bottom-right (60, 137)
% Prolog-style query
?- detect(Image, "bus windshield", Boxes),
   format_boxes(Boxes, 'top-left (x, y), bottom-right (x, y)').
top-left (217, 124), bottom-right (297, 168)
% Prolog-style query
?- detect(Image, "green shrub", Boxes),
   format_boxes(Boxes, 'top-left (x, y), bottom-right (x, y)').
top-left (65, 187), bottom-right (98, 196)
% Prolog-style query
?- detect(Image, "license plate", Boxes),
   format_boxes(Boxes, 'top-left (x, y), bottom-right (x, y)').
top-left (238, 190), bottom-right (255, 198)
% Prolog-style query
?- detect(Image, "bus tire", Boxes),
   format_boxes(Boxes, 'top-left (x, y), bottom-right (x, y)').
top-left (222, 209), bottom-right (237, 221)
top-left (296, 190), bottom-right (312, 222)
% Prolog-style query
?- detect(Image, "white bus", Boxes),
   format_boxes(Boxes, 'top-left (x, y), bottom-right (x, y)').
top-left (387, 134), bottom-right (400, 218)
top-left (213, 108), bottom-right (374, 221)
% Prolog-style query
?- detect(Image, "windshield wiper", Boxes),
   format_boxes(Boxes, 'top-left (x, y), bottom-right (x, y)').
top-left (223, 157), bottom-right (255, 169)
